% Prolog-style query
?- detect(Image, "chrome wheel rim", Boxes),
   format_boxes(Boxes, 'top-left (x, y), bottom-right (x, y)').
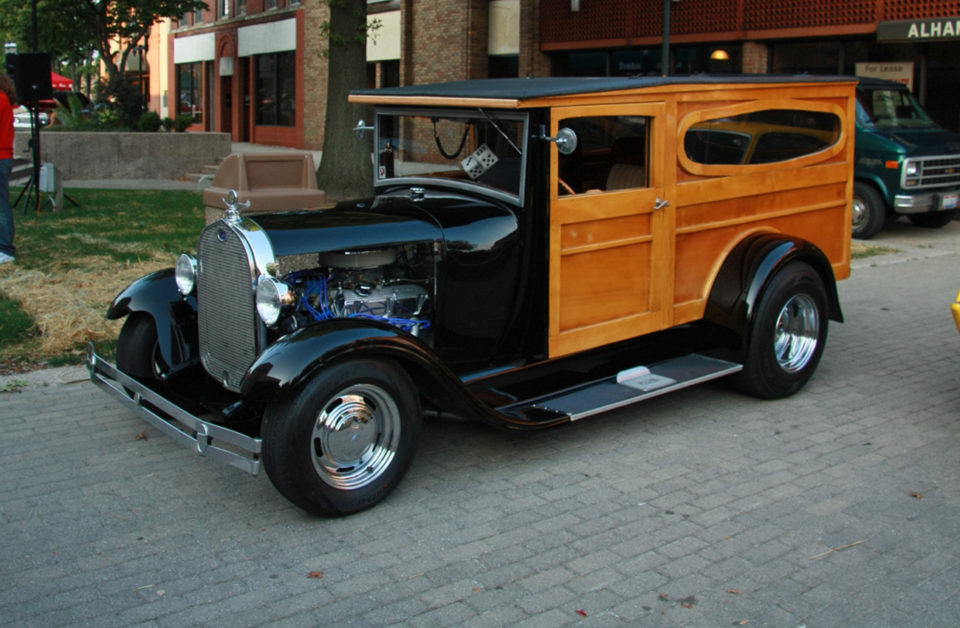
top-left (311, 383), bottom-right (401, 490)
top-left (773, 293), bottom-right (820, 373)
top-left (852, 196), bottom-right (867, 231)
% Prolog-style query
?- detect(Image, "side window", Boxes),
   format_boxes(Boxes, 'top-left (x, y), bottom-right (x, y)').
top-left (684, 109), bottom-right (840, 166)
top-left (557, 116), bottom-right (650, 194)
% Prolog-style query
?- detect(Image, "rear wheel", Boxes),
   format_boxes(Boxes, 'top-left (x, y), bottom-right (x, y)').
top-left (907, 209), bottom-right (957, 229)
top-left (262, 359), bottom-right (421, 517)
top-left (852, 182), bottom-right (887, 240)
top-left (733, 262), bottom-right (829, 399)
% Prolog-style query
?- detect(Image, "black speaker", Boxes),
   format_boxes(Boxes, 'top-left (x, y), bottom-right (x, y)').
top-left (5, 52), bottom-right (53, 103)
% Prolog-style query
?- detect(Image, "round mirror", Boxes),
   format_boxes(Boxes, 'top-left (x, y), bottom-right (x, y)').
top-left (555, 127), bottom-right (578, 155)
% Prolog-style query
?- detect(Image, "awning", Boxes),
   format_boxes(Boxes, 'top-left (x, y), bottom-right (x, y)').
top-left (50, 71), bottom-right (73, 91)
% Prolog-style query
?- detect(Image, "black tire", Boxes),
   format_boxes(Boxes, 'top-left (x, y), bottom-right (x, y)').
top-left (733, 261), bottom-right (829, 400)
top-left (907, 209), bottom-right (957, 229)
top-left (261, 359), bottom-right (421, 517)
top-left (116, 314), bottom-right (167, 388)
top-left (852, 182), bottom-right (887, 240)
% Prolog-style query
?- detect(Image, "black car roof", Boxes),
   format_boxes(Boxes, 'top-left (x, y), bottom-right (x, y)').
top-left (351, 74), bottom-right (855, 103)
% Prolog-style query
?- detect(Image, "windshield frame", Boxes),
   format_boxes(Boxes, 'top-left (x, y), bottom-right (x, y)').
top-left (373, 106), bottom-right (530, 206)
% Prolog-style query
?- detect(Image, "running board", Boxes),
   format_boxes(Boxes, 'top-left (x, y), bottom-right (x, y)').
top-left (500, 354), bottom-right (742, 423)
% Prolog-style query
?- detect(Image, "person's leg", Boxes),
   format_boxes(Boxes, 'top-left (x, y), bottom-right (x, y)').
top-left (0, 158), bottom-right (14, 258)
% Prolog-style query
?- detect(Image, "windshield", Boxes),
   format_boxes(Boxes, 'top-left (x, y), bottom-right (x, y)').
top-left (375, 109), bottom-right (528, 202)
top-left (856, 87), bottom-right (935, 129)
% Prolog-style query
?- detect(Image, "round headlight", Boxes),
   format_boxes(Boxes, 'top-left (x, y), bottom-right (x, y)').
top-left (256, 275), bottom-right (294, 326)
top-left (175, 254), bottom-right (197, 295)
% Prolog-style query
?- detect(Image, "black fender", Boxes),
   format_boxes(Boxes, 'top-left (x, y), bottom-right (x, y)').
top-left (107, 268), bottom-right (198, 370)
top-left (704, 233), bottom-right (843, 355)
top-left (241, 318), bottom-right (562, 430)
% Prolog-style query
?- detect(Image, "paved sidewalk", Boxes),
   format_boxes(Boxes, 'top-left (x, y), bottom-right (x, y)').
top-left (2, 223), bottom-right (959, 626)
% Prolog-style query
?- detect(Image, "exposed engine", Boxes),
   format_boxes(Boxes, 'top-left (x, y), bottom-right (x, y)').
top-left (279, 245), bottom-right (433, 340)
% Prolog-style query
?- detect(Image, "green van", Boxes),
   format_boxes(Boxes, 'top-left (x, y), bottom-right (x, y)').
top-left (853, 77), bottom-right (960, 239)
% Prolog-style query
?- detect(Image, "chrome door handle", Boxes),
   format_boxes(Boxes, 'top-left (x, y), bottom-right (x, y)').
top-left (654, 197), bottom-right (670, 211)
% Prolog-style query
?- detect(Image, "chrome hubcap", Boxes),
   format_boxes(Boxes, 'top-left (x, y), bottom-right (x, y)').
top-left (773, 293), bottom-right (820, 373)
top-left (852, 196), bottom-right (866, 229)
top-left (311, 383), bottom-right (400, 490)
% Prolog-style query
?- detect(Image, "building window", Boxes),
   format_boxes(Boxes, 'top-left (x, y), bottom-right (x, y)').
top-left (177, 62), bottom-right (203, 123)
top-left (255, 51), bottom-right (296, 126)
top-left (195, 6), bottom-right (205, 23)
top-left (238, 0), bottom-right (246, 14)
top-left (219, 0), bottom-right (230, 19)
top-left (265, 0), bottom-right (278, 9)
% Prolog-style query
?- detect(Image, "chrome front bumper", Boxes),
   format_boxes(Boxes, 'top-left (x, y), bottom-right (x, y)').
top-left (893, 190), bottom-right (960, 214)
top-left (87, 343), bottom-right (262, 475)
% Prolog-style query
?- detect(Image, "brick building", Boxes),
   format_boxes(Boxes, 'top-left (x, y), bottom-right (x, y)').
top-left (155, 0), bottom-right (960, 150)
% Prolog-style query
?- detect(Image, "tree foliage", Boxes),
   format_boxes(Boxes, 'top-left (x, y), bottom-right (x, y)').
top-left (0, 0), bottom-right (206, 105)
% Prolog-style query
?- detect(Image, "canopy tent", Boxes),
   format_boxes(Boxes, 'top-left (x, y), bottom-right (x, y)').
top-left (50, 71), bottom-right (73, 91)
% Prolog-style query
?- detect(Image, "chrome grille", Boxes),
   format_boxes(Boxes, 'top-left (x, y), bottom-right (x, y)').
top-left (197, 223), bottom-right (260, 392)
top-left (904, 155), bottom-right (960, 189)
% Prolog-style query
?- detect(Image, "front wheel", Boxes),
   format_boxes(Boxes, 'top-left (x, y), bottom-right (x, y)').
top-left (261, 359), bottom-right (421, 517)
top-left (116, 314), bottom-right (167, 388)
top-left (907, 209), bottom-right (957, 229)
top-left (852, 182), bottom-right (887, 240)
top-left (733, 262), bottom-right (829, 400)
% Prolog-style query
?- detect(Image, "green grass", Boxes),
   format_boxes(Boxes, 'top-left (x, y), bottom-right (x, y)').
top-left (0, 188), bottom-right (204, 372)
top-left (10, 189), bottom-right (205, 270)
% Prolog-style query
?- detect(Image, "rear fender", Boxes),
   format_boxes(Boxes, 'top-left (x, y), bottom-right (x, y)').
top-left (704, 234), bottom-right (843, 354)
top-left (107, 268), bottom-right (198, 369)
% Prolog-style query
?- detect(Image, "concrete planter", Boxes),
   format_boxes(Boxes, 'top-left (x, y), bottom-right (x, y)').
top-left (13, 130), bottom-right (232, 181)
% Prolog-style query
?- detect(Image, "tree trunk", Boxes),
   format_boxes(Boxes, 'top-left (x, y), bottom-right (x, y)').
top-left (316, 2), bottom-right (374, 200)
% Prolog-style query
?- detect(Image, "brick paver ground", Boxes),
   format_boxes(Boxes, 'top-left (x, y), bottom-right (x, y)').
top-left (2, 220), bottom-right (959, 626)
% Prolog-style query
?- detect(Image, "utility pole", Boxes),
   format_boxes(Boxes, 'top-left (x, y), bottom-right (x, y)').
top-left (661, 0), bottom-right (671, 76)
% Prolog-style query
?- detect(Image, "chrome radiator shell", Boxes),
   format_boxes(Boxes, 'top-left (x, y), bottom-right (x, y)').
top-left (197, 218), bottom-right (274, 392)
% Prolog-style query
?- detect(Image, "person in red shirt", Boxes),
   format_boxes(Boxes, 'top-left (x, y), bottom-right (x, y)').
top-left (0, 70), bottom-right (15, 264)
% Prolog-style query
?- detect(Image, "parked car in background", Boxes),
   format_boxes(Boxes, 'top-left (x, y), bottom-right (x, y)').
top-left (89, 75), bottom-right (856, 516)
top-left (12, 91), bottom-right (93, 129)
top-left (953, 288), bottom-right (960, 334)
top-left (853, 77), bottom-right (960, 239)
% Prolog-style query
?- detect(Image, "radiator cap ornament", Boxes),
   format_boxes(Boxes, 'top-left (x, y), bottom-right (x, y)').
top-left (222, 189), bottom-right (251, 223)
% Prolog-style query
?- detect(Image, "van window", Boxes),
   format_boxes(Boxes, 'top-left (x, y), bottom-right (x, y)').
top-left (685, 109), bottom-right (840, 165)
top-left (557, 116), bottom-right (650, 194)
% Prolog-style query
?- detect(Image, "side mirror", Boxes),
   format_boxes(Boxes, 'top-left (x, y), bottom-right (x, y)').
top-left (537, 125), bottom-right (578, 155)
top-left (354, 119), bottom-right (374, 139)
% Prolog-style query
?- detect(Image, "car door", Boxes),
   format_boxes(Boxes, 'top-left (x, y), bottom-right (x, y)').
top-left (548, 102), bottom-right (672, 358)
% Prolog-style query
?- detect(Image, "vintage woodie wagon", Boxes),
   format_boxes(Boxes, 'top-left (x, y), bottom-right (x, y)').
top-left (89, 75), bottom-right (855, 516)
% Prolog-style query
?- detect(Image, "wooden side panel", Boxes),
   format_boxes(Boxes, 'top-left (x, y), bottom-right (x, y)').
top-left (548, 103), bottom-right (668, 358)
top-left (545, 81), bottom-right (856, 357)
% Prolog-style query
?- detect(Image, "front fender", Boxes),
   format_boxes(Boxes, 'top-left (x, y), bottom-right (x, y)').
top-left (107, 268), bottom-right (198, 369)
top-left (241, 319), bottom-right (556, 430)
top-left (241, 319), bottom-right (441, 402)
top-left (704, 234), bottom-right (843, 347)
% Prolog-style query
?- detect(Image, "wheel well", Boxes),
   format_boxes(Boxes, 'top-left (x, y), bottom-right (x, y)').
top-left (854, 177), bottom-right (891, 211)
top-left (704, 234), bottom-right (843, 348)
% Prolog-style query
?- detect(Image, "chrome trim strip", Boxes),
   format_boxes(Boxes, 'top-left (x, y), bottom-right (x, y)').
top-left (87, 343), bottom-right (261, 475)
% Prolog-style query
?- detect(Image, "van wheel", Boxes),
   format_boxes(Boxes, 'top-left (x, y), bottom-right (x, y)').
top-left (908, 209), bottom-right (957, 229)
top-left (261, 359), bottom-right (421, 517)
top-left (734, 262), bottom-right (828, 400)
top-left (852, 182), bottom-right (886, 240)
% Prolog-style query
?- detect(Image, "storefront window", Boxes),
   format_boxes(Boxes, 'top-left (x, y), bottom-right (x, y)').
top-left (255, 52), bottom-right (296, 126)
top-left (176, 62), bottom-right (203, 123)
